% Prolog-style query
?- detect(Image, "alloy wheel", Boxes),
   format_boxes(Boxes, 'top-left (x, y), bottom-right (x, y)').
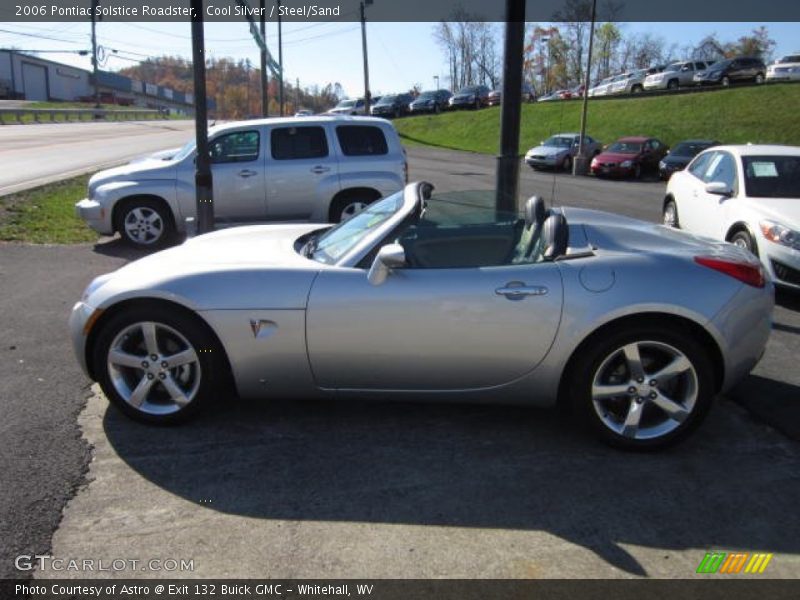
top-left (123, 207), bottom-right (164, 245)
top-left (340, 201), bottom-right (368, 221)
top-left (107, 321), bottom-right (202, 416)
top-left (591, 341), bottom-right (698, 441)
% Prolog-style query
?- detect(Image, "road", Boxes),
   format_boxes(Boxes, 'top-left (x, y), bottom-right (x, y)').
top-left (0, 120), bottom-right (195, 196)
top-left (1, 145), bottom-right (799, 582)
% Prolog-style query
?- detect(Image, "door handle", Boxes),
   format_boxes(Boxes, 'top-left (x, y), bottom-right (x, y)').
top-left (495, 282), bottom-right (549, 300)
top-left (310, 165), bottom-right (331, 174)
top-left (238, 169), bottom-right (258, 178)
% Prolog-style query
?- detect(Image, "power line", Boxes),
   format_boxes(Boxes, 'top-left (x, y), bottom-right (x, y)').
top-left (0, 28), bottom-right (86, 45)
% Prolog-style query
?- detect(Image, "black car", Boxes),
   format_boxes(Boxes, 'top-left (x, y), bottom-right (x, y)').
top-left (693, 57), bottom-right (766, 86)
top-left (370, 93), bottom-right (414, 118)
top-left (408, 89), bottom-right (452, 114)
top-left (658, 139), bottom-right (721, 180)
top-left (449, 85), bottom-right (491, 109)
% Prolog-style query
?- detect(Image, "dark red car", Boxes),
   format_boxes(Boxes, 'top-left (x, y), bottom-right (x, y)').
top-left (590, 136), bottom-right (669, 179)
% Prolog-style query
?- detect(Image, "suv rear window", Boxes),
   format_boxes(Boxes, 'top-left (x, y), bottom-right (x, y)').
top-left (336, 125), bottom-right (388, 156)
top-left (271, 126), bottom-right (328, 160)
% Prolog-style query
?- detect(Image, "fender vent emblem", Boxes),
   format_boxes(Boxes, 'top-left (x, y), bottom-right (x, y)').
top-left (249, 319), bottom-right (278, 339)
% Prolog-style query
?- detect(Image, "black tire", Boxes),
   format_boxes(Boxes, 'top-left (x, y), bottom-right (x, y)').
top-left (631, 84), bottom-right (643, 94)
top-left (730, 229), bottom-right (758, 257)
top-left (329, 193), bottom-right (376, 223)
top-left (633, 163), bottom-right (642, 179)
top-left (566, 324), bottom-right (715, 450)
top-left (434, 103), bottom-right (441, 114)
top-left (92, 305), bottom-right (226, 425)
top-left (662, 199), bottom-right (680, 228)
top-left (562, 155), bottom-right (573, 172)
top-left (116, 197), bottom-right (174, 248)
top-left (667, 79), bottom-right (679, 90)
top-left (721, 76), bottom-right (731, 87)
top-left (393, 109), bottom-right (400, 119)
top-left (755, 73), bottom-right (765, 84)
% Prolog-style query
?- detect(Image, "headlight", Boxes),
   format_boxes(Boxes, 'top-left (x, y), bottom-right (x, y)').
top-left (659, 161), bottom-right (667, 169)
top-left (591, 158), bottom-right (599, 167)
top-left (621, 160), bottom-right (633, 168)
top-left (760, 220), bottom-right (800, 249)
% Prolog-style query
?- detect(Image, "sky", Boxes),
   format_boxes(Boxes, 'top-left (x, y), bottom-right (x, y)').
top-left (1, 21), bottom-right (798, 97)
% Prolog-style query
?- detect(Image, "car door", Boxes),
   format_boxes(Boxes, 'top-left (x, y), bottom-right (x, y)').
top-left (265, 123), bottom-right (339, 220)
top-left (675, 151), bottom-right (717, 233)
top-left (306, 202), bottom-right (564, 391)
top-left (209, 129), bottom-right (267, 222)
top-left (681, 151), bottom-right (737, 237)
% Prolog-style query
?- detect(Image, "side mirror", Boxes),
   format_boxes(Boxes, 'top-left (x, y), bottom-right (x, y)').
top-left (367, 243), bottom-right (406, 286)
top-left (705, 181), bottom-right (733, 197)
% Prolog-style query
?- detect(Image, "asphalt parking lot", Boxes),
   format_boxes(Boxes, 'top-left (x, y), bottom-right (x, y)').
top-left (2, 145), bottom-right (799, 580)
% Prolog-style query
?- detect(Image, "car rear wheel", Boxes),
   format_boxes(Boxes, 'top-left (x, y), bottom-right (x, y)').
top-left (330, 193), bottom-right (376, 223)
top-left (662, 200), bottom-right (680, 228)
top-left (721, 76), bottom-right (731, 86)
top-left (667, 79), bottom-right (679, 90)
top-left (730, 230), bottom-right (758, 256)
top-left (117, 198), bottom-right (174, 248)
top-left (631, 84), bottom-right (643, 93)
top-left (93, 306), bottom-right (225, 424)
top-left (567, 325), bottom-right (714, 450)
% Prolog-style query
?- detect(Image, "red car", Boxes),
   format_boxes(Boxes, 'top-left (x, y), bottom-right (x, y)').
top-left (590, 136), bottom-right (669, 179)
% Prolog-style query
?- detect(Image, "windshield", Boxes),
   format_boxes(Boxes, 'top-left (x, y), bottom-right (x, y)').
top-left (671, 142), bottom-right (713, 157)
top-left (543, 136), bottom-right (575, 148)
top-left (311, 191), bottom-right (405, 264)
top-left (664, 62), bottom-right (684, 72)
top-left (172, 138), bottom-right (197, 162)
top-left (607, 141), bottom-right (642, 154)
top-left (743, 155), bottom-right (800, 199)
top-left (417, 92), bottom-right (436, 100)
top-left (708, 59), bottom-right (731, 71)
top-left (458, 87), bottom-right (479, 94)
top-left (336, 99), bottom-right (357, 108)
top-left (777, 55), bottom-right (800, 64)
top-left (376, 95), bottom-right (398, 105)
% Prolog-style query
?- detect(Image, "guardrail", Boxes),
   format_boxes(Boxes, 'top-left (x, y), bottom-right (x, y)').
top-left (0, 107), bottom-right (169, 125)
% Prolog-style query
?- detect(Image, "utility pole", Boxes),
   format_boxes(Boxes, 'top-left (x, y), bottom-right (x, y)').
top-left (260, 0), bottom-right (268, 117)
top-left (296, 77), bottom-right (300, 112)
top-left (434, 75), bottom-right (439, 90)
top-left (90, 0), bottom-right (99, 109)
top-left (191, 0), bottom-right (214, 234)
top-left (360, 0), bottom-right (372, 114)
top-left (574, 0), bottom-right (597, 176)
top-left (494, 0), bottom-right (525, 213)
top-left (277, 0), bottom-right (284, 116)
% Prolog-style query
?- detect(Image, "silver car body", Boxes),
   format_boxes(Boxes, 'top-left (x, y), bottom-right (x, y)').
top-left (609, 70), bottom-right (647, 95)
top-left (71, 183), bottom-right (772, 409)
top-left (766, 53), bottom-right (800, 82)
top-left (665, 144), bottom-right (800, 291)
top-left (644, 61), bottom-right (709, 90)
top-left (75, 116), bottom-right (405, 234)
top-left (524, 133), bottom-right (602, 169)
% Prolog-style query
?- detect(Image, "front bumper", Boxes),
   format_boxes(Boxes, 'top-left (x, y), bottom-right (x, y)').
top-left (763, 244), bottom-right (800, 291)
top-left (68, 301), bottom-right (96, 378)
top-left (450, 98), bottom-right (476, 108)
top-left (75, 198), bottom-right (113, 235)
top-left (766, 71), bottom-right (800, 82)
top-left (591, 163), bottom-right (635, 177)
top-left (526, 155), bottom-right (560, 168)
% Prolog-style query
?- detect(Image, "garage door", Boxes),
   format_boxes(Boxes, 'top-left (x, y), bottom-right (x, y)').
top-left (22, 63), bottom-right (48, 101)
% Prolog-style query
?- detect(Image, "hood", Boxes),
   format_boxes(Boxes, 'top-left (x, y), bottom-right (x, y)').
top-left (662, 154), bottom-right (692, 166)
top-left (747, 198), bottom-right (800, 228)
top-left (527, 145), bottom-right (568, 158)
top-left (130, 147), bottom-right (182, 163)
top-left (89, 158), bottom-right (177, 189)
top-left (594, 151), bottom-right (639, 163)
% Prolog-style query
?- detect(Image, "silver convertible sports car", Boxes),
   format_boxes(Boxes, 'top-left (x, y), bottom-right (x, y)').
top-left (70, 182), bottom-right (774, 449)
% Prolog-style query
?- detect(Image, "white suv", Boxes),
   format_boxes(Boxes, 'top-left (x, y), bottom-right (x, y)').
top-left (75, 116), bottom-right (407, 247)
top-left (663, 144), bottom-right (800, 290)
top-left (644, 61), bottom-right (710, 90)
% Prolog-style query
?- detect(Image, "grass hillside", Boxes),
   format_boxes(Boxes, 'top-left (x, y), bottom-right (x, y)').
top-left (394, 83), bottom-right (800, 154)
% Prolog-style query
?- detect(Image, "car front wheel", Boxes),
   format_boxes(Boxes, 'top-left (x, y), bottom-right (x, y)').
top-left (117, 198), bottom-right (173, 248)
top-left (562, 155), bottom-right (573, 172)
top-left (93, 306), bottom-right (226, 424)
top-left (568, 325), bottom-right (714, 450)
top-left (662, 200), bottom-right (680, 228)
top-left (730, 230), bottom-right (758, 256)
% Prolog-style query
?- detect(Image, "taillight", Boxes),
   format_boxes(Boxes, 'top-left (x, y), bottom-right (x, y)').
top-left (694, 256), bottom-right (766, 288)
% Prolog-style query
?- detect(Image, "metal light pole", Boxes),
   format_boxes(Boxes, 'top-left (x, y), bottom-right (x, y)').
top-left (191, 0), bottom-right (213, 234)
top-left (91, 0), bottom-right (99, 108)
top-left (495, 0), bottom-right (525, 213)
top-left (574, 0), bottom-right (597, 176)
top-left (260, 0), bottom-right (268, 117)
top-left (277, 0), bottom-right (284, 116)
top-left (434, 75), bottom-right (439, 90)
top-left (360, 1), bottom-right (373, 114)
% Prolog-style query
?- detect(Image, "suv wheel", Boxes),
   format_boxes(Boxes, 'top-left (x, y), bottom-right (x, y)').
top-left (721, 76), bottom-right (731, 86)
top-left (667, 79), bottom-right (679, 90)
top-left (116, 198), bottom-right (174, 248)
top-left (631, 84), bottom-right (643, 93)
top-left (330, 194), bottom-right (375, 223)
top-left (434, 103), bottom-right (441, 114)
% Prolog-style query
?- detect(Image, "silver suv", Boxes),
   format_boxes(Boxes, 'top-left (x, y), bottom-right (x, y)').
top-left (644, 61), bottom-right (710, 91)
top-left (75, 116), bottom-right (407, 247)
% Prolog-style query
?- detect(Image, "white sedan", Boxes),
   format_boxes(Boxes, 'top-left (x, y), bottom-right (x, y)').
top-left (766, 53), bottom-right (800, 82)
top-left (663, 144), bottom-right (800, 290)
